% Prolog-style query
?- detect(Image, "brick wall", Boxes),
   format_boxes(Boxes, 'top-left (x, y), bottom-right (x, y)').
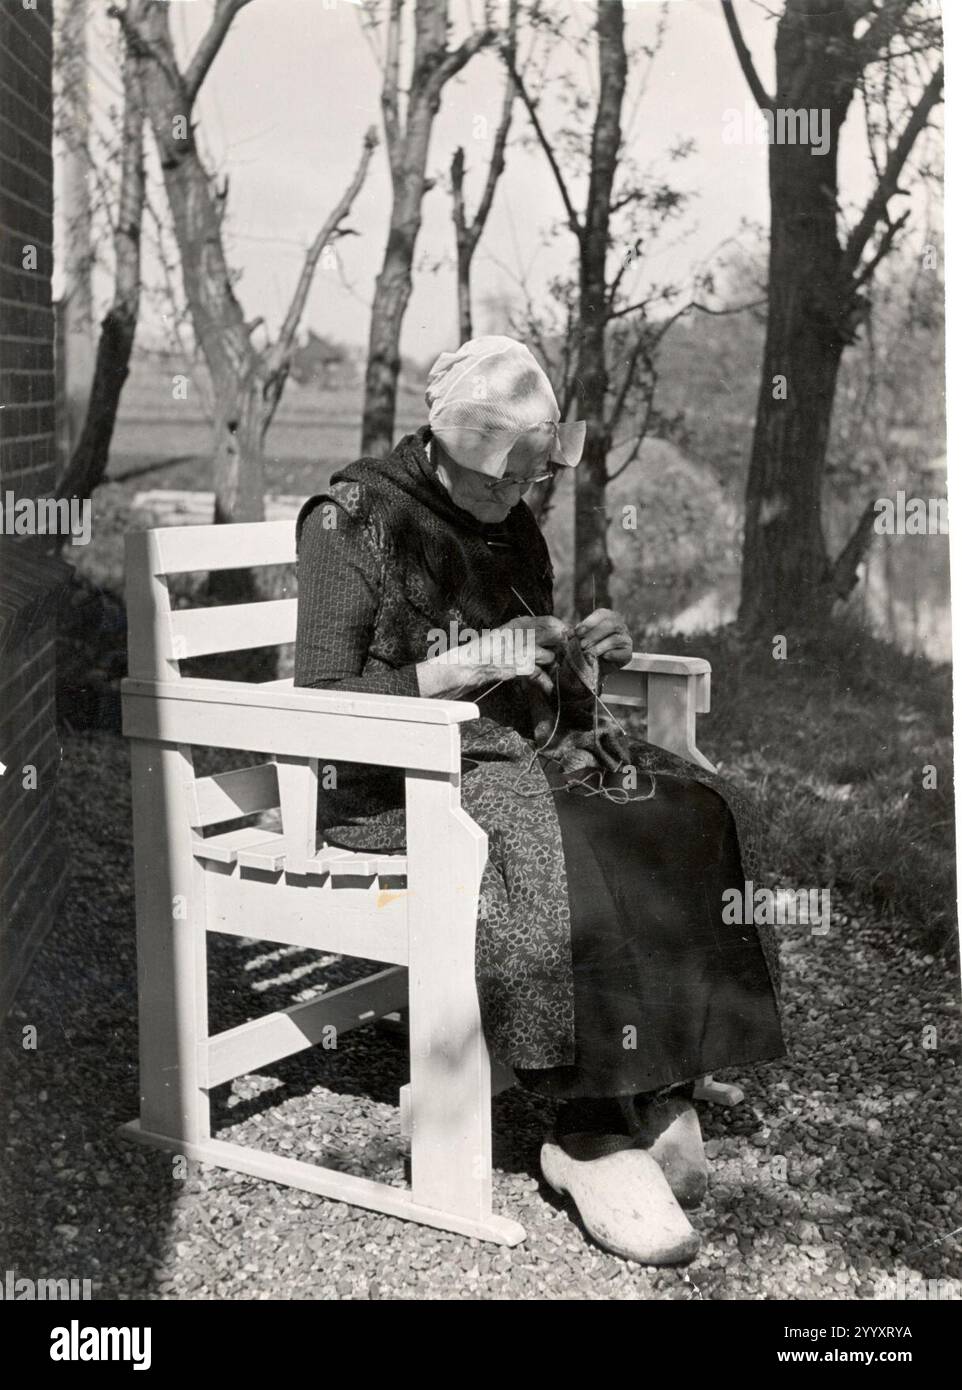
top-left (0, 0), bottom-right (68, 1014)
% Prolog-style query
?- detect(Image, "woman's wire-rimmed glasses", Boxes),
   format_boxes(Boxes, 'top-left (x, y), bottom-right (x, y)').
top-left (480, 419), bottom-right (563, 495)
top-left (481, 462), bottom-right (560, 497)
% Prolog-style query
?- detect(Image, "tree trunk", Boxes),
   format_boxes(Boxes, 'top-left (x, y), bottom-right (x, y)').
top-left (572, 0), bottom-right (626, 614)
top-left (450, 146), bottom-right (473, 341)
top-left (209, 380), bottom-right (269, 529)
top-left (574, 295), bottom-right (613, 615)
top-left (55, 306), bottom-right (139, 512)
top-left (361, 188), bottom-right (425, 459)
top-left (361, 4), bottom-right (445, 460)
top-left (361, 2), bottom-right (493, 458)
top-left (738, 1), bottom-right (869, 631)
top-left (133, 2), bottom-right (264, 525)
top-left (206, 390), bottom-right (273, 631)
top-left (55, 22), bottom-right (145, 523)
top-left (456, 245), bottom-right (473, 343)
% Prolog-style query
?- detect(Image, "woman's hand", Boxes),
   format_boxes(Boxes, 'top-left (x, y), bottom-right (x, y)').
top-left (416, 618), bottom-right (562, 699)
top-left (574, 608), bottom-right (633, 670)
top-left (503, 614), bottom-right (567, 695)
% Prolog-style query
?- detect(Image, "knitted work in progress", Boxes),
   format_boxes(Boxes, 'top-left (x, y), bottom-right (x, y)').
top-left (517, 633), bottom-right (656, 802)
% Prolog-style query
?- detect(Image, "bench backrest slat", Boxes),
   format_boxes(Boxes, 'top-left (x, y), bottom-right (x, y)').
top-left (127, 522), bottom-right (315, 862)
top-left (191, 763), bottom-right (280, 828)
top-left (154, 519), bottom-right (297, 575)
top-left (170, 598), bottom-right (298, 660)
top-left (127, 524), bottom-right (300, 674)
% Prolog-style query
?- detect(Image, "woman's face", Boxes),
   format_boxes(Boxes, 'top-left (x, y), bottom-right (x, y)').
top-left (434, 426), bottom-right (557, 523)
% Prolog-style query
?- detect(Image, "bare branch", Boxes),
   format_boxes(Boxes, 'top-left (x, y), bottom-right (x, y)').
top-left (613, 289), bottom-right (765, 328)
top-left (621, 2), bottom-right (668, 144)
top-left (467, 0), bottom-right (518, 247)
top-left (605, 305), bottom-right (682, 439)
top-left (610, 188), bottom-right (649, 216)
top-left (607, 328), bottom-right (658, 443)
top-left (605, 240), bottom-right (641, 315)
top-left (854, 208), bottom-right (910, 288)
top-left (856, 0), bottom-right (917, 65)
top-left (608, 288), bottom-right (655, 322)
top-left (603, 286), bottom-right (757, 442)
top-left (841, 61), bottom-right (943, 279)
top-left (688, 295), bottom-right (768, 317)
top-left (429, 27), bottom-right (497, 97)
top-left (505, 57), bottom-right (583, 240)
top-left (268, 126), bottom-right (379, 374)
top-left (355, 0), bottom-right (387, 76)
top-left (720, 0), bottom-right (774, 112)
top-left (829, 495), bottom-right (880, 600)
top-left (451, 143), bottom-right (468, 237)
top-left (184, 0), bottom-right (255, 105)
top-left (607, 387), bottom-right (656, 480)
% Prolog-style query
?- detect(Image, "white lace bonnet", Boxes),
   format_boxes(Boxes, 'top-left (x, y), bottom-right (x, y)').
top-left (425, 335), bottom-right (586, 478)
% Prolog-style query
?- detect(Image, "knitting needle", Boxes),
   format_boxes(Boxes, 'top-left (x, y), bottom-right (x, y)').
top-left (510, 585), bottom-right (537, 618)
top-left (513, 583), bottom-right (624, 729)
top-left (475, 677), bottom-right (509, 701)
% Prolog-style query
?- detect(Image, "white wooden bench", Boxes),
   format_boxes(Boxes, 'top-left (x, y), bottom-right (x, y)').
top-left (119, 519), bottom-right (739, 1248)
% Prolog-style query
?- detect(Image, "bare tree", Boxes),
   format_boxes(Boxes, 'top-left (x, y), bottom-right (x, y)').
top-left (359, 0), bottom-right (497, 458)
top-left (54, 10), bottom-right (145, 526)
top-left (507, 0), bottom-right (698, 611)
top-left (122, 0), bottom-right (378, 535)
top-left (721, 0), bottom-right (943, 630)
top-left (449, 0), bottom-right (517, 340)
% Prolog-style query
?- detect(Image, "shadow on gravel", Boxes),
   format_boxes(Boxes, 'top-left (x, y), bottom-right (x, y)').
top-left (203, 930), bottom-right (551, 1181)
top-left (0, 732), bottom-right (546, 1299)
top-left (0, 731), bottom-right (171, 1298)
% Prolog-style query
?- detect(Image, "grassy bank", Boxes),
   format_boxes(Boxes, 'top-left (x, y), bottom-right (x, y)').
top-left (657, 619), bottom-right (956, 953)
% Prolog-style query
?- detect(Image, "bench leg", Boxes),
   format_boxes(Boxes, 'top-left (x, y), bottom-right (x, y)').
top-left (129, 741), bottom-right (210, 1145)
top-left (646, 672), bottom-right (716, 772)
top-left (405, 774), bottom-right (523, 1244)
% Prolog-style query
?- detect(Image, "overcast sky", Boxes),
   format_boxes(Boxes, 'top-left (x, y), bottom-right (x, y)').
top-left (68, 0), bottom-right (942, 362)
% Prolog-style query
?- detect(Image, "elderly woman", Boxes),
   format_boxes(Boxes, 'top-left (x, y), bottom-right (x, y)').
top-left (294, 336), bottom-right (784, 1265)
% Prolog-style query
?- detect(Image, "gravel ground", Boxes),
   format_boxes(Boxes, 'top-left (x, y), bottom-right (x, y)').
top-left (1, 731), bottom-right (959, 1301)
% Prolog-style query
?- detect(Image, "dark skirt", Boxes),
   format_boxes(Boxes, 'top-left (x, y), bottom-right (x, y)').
top-left (516, 764), bottom-right (785, 1099)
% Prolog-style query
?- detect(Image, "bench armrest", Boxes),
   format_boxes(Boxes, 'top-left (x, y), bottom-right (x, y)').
top-left (621, 653), bottom-right (711, 677)
top-left (122, 675), bottom-right (476, 774)
top-left (602, 652), bottom-right (715, 773)
top-left (612, 653), bottom-right (711, 713)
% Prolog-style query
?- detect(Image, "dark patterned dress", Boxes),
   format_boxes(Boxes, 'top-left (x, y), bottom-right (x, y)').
top-left (294, 428), bottom-right (785, 1092)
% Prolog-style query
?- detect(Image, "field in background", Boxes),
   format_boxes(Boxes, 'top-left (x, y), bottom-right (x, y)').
top-left (107, 354), bottom-right (426, 480)
top-left (91, 344), bottom-right (951, 661)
